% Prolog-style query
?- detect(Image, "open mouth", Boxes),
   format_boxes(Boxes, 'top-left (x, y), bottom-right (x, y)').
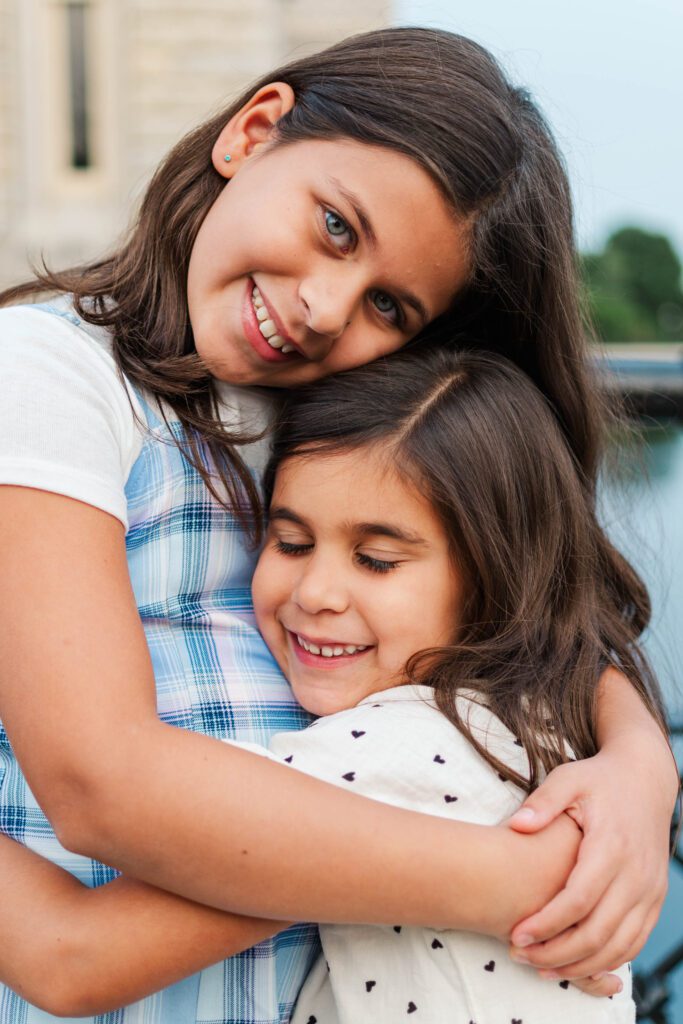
top-left (290, 631), bottom-right (373, 663)
top-left (250, 284), bottom-right (297, 354)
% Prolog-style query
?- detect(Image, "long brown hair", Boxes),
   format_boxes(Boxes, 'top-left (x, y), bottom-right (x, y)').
top-left (2, 27), bottom-right (600, 536)
top-left (264, 349), bottom-right (667, 790)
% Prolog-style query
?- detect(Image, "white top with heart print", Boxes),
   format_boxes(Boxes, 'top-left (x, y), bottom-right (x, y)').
top-left (237, 684), bottom-right (635, 1024)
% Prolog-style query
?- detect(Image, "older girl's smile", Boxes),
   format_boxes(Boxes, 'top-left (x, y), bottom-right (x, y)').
top-left (187, 137), bottom-right (470, 387)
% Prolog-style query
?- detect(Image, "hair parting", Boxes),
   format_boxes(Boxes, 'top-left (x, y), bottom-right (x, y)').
top-left (265, 349), bottom-right (667, 791)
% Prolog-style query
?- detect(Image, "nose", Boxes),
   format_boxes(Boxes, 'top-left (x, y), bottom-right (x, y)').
top-left (291, 551), bottom-right (350, 616)
top-left (298, 267), bottom-right (364, 346)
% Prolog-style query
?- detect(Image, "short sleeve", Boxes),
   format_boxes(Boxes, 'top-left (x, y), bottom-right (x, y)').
top-left (0, 305), bottom-right (144, 527)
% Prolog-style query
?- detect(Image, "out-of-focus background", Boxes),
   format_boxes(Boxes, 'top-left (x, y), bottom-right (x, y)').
top-left (0, 1), bottom-right (681, 1019)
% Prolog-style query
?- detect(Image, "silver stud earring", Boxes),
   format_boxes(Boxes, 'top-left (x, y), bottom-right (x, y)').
top-left (224, 154), bottom-right (232, 163)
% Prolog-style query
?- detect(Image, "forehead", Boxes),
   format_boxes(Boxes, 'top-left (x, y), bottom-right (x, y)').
top-left (271, 445), bottom-right (445, 540)
top-left (270, 138), bottom-right (471, 309)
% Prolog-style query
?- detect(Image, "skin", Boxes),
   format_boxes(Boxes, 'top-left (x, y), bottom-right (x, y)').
top-left (0, 80), bottom-right (677, 1009)
top-left (253, 448), bottom-right (462, 714)
top-left (187, 88), bottom-right (470, 388)
top-left (0, 449), bottom-right (590, 1014)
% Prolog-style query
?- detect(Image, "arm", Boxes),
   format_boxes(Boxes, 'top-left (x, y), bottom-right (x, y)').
top-left (0, 834), bottom-right (283, 1017)
top-left (0, 813), bottom-right (581, 1016)
top-left (0, 487), bottom-right (580, 935)
top-left (508, 667), bottom-right (678, 977)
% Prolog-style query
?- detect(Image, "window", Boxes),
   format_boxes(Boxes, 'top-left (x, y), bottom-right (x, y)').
top-left (66, 1), bottom-right (90, 169)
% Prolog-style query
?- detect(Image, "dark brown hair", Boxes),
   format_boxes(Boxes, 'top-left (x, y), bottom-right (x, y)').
top-left (2, 26), bottom-right (600, 536)
top-left (264, 349), bottom-right (667, 790)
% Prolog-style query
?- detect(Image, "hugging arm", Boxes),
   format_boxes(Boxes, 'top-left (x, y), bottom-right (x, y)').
top-left (509, 667), bottom-right (678, 977)
top-left (0, 771), bottom-right (584, 1014)
top-left (0, 833), bottom-right (284, 1016)
top-left (0, 487), bottom-right (583, 938)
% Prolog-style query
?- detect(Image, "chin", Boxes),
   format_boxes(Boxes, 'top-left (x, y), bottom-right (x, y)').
top-left (291, 686), bottom-right (345, 718)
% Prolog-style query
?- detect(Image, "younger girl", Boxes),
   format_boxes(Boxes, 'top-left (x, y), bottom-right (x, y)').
top-left (0, 24), bottom-right (676, 1024)
top-left (1, 348), bottom-right (648, 1023)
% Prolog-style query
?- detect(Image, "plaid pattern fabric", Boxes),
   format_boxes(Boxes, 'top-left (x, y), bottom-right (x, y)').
top-left (0, 306), bottom-right (319, 1023)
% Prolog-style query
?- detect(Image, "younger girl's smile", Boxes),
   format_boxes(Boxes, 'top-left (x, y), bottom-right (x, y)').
top-left (252, 445), bottom-right (462, 716)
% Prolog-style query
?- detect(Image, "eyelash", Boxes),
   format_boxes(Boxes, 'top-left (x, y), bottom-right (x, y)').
top-left (275, 539), bottom-right (399, 574)
top-left (275, 539), bottom-right (312, 556)
top-left (321, 207), bottom-right (405, 330)
top-left (356, 552), bottom-right (400, 574)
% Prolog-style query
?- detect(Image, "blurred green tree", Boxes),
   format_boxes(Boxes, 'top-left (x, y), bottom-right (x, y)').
top-left (582, 227), bottom-right (683, 342)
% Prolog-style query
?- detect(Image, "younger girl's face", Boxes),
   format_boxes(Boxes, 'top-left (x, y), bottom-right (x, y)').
top-left (187, 139), bottom-right (470, 388)
top-left (252, 446), bottom-right (462, 715)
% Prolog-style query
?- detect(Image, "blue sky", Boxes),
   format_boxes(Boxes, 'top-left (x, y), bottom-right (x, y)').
top-left (395, 0), bottom-right (683, 259)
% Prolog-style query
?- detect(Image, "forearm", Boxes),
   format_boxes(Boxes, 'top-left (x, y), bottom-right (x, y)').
top-left (48, 720), bottom-right (577, 935)
top-left (596, 667), bottom-right (678, 809)
top-left (481, 813), bottom-right (581, 938)
top-left (596, 666), bottom-right (668, 746)
top-left (0, 834), bottom-right (283, 1016)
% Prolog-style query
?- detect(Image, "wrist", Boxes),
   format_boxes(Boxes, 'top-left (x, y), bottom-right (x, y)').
top-left (599, 727), bottom-right (679, 811)
top-left (473, 817), bottom-right (581, 940)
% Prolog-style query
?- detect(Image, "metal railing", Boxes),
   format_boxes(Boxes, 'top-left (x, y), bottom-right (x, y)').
top-left (634, 722), bottom-right (683, 1022)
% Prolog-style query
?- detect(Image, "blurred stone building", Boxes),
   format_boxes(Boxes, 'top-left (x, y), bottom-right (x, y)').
top-left (0, 0), bottom-right (390, 287)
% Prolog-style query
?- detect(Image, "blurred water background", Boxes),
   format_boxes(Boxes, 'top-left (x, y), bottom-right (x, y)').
top-left (602, 422), bottom-right (683, 1020)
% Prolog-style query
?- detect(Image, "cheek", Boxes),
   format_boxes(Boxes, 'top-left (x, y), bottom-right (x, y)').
top-left (317, 327), bottom-right (409, 379)
top-left (376, 569), bottom-right (458, 658)
top-left (252, 554), bottom-right (284, 636)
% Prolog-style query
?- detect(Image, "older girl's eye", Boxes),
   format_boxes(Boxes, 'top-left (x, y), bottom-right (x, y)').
top-left (324, 210), bottom-right (354, 250)
top-left (356, 552), bottom-right (400, 574)
top-left (371, 290), bottom-right (402, 327)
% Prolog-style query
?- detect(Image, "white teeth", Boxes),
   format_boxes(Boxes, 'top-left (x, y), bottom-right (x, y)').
top-left (259, 318), bottom-right (277, 339)
top-left (251, 286), bottom-right (296, 354)
top-left (265, 333), bottom-right (285, 349)
top-left (296, 635), bottom-right (368, 657)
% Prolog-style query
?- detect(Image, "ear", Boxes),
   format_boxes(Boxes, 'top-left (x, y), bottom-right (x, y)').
top-left (211, 82), bottom-right (296, 178)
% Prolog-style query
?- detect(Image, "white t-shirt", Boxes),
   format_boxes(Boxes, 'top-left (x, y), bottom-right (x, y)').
top-left (243, 686), bottom-right (635, 1024)
top-left (0, 300), bottom-right (273, 525)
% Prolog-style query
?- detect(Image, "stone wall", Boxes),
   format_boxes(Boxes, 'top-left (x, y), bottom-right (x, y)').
top-left (0, 0), bottom-right (390, 287)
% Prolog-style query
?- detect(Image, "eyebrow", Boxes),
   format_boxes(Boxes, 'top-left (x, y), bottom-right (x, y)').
top-left (327, 177), bottom-right (430, 329)
top-left (355, 522), bottom-right (428, 546)
top-left (270, 507), bottom-right (427, 547)
top-left (269, 507), bottom-right (308, 528)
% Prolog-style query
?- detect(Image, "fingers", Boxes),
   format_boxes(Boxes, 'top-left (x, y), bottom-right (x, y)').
top-left (513, 898), bottom-right (659, 980)
top-left (508, 763), bottom-right (584, 834)
top-left (569, 974), bottom-right (624, 998)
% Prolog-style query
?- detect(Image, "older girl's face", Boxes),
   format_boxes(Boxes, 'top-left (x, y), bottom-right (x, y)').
top-left (252, 446), bottom-right (462, 715)
top-left (187, 138), bottom-right (470, 387)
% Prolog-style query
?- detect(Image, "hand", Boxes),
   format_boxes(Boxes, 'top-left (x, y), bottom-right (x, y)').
top-left (569, 974), bottom-right (623, 998)
top-left (505, 737), bottom-right (677, 979)
top-left (505, 948), bottom-right (624, 999)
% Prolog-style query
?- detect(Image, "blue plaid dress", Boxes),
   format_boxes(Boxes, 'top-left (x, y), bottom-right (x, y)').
top-left (0, 305), bottom-right (319, 1023)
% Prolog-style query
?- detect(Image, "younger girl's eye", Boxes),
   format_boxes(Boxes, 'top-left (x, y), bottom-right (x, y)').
top-left (371, 290), bottom-right (403, 327)
top-left (324, 210), bottom-right (355, 250)
top-left (275, 539), bottom-right (313, 556)
top-left (356, 552), bottom-right (400, 574)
